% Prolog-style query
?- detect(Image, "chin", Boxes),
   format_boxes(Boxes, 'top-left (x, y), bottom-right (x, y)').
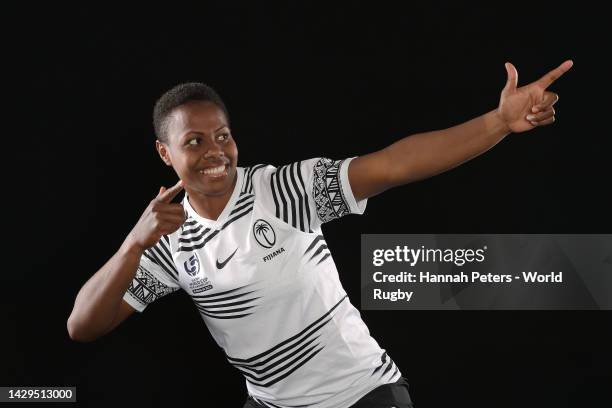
top-left (202, 187), bottom-right (232, 197)
top-left (191, 173), bottom-right (236, 197)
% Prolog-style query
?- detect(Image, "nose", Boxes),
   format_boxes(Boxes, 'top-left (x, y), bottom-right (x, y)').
top-left (204, 150), bottom-right (224, 160)
top-left (203, 141), bottom-right (225, 159)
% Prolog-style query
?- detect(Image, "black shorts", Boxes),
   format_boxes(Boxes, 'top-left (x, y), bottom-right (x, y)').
top-left (243, 377), bottom-right (414, 408)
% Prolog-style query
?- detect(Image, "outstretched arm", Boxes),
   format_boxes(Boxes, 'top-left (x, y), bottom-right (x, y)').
top-left (349, 60), bottom-right (574, 201)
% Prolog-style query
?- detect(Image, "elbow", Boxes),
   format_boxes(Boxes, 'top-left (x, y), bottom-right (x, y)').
top-left (67, 314), bottom-right (97, 343)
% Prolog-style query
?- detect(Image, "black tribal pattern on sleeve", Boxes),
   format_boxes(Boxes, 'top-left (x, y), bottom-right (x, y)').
top-left (127, 265), bottom-right (179, 306)
top-left (313, 158), bottom-right (351, 223)
top-left (270, 161), bottom-right (313, 233)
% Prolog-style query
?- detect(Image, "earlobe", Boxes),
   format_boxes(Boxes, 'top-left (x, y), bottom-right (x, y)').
top-left (155, 140), bottom-right (172, 166)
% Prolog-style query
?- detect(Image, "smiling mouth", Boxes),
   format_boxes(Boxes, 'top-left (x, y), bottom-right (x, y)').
top-left (198, 164), bottom-right (228, 177)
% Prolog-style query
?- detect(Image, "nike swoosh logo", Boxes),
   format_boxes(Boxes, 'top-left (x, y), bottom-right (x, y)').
top-left (216, 248), bottom-right (238, 269)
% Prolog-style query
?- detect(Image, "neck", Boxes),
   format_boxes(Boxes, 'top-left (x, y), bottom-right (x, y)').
top-left (187, 173), bottom-right (237, 221)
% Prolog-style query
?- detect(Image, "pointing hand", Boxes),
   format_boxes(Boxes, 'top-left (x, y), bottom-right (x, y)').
top-left (497, 60), bottom-right (573, 133)
top-left (128, 179), bottom-right (186, 252)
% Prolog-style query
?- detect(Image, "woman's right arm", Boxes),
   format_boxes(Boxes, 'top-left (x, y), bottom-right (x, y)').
top-left (67, 180), bottom-right (185, 342)
top-left (66, 237), bottom-right (144, 342)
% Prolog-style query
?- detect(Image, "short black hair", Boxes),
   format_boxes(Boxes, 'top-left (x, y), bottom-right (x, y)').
top-left (153, 82), bottom-right (229, 143)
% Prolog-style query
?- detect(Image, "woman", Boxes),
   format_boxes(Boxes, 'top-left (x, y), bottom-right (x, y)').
top-left (67, 59), bottom-right (572, 408)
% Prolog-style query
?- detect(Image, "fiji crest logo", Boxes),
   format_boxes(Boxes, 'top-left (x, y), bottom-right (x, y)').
top-left (183, 253), bottom-right (201, 277)
top-left (253, 219), bottom-right (276, 249)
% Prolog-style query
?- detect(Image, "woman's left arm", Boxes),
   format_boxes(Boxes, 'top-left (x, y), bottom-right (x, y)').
top-left (348, 60), bottom-right (574, 202)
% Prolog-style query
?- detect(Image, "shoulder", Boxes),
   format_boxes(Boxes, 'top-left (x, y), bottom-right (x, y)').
top-left (239, 158), bottom-right (350, 195)
top-left (239, 164), bottom-right (272, 195)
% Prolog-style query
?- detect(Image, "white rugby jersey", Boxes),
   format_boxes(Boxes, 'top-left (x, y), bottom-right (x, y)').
top-left (123, 157), bottom-right (402, 408)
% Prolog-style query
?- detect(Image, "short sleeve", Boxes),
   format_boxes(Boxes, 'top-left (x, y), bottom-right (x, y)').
top-left (252, 157), bottom-right (367, 232)
top-left (122, 236), bottom-right (181, 312)
top-left (310, 157), bottom-right (367, 225)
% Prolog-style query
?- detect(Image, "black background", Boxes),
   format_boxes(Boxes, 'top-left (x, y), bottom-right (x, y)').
top-left (5, 2), bottom-right (611, 407)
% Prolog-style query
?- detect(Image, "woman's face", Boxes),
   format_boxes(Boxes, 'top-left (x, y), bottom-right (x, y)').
top-left (157, 100), bottom-right (238, 197)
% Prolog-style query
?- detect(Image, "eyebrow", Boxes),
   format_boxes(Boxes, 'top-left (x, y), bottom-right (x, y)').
top-left (182, 125), bottom-right (229, 139)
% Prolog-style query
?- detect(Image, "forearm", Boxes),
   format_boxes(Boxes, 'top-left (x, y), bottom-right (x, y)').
top-left (385, 109), bottom-right (511, 185)
top-left (67, 235), bottom-right (143, 341)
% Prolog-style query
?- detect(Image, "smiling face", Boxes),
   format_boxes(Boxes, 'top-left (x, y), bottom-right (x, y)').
top-left (156, 100), bottom-right (238, 198)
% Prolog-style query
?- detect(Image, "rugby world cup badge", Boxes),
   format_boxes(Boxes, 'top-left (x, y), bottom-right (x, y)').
top-left (183, 252), bottom-right (213, 294)
top-left (184, 254), bottom-right (200, 276)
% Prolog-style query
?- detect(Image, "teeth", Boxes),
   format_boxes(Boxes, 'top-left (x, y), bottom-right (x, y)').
top-left (200, 165), bottom-right (226, 175)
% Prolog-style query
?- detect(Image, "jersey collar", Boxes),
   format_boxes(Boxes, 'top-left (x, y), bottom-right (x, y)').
top-left (182, 167), bottom-right (245, 228)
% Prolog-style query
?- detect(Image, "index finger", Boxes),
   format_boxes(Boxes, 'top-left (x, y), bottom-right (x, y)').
top-left (158, 179), bottom-right (184, 203)
top-left (536, 59), bottom-right (574, 89)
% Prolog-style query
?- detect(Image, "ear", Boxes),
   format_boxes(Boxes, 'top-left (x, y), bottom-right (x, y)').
top-left (156, 139), bottom-right (173, 166)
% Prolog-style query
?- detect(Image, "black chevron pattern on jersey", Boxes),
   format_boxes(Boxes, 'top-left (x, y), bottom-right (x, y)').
top-left (127, 265), bottom-right (179, 306)
top-left (192, 285), bottom-right (259, 319)
top-left (371, 351), bottom-right (399, 380)
top-left (179, 219), bottom-right (211, 242)
top-left (225, 295), bottom-right (347, 387)
top-left (181, 220), bottom-right (205, 235)
top-left (178, 194), bottom-right (255, 252)
top-left (235, 193), bottom-right (255, 207)
top-left (270, 161), bottom-right (313, 233)
top-left (183, 219), bottom-right (198, 227)
top-left (316, 253), bottom-right (331, 265)
top-left (303, 235), bottom-right (332, 265)
top-left (313, 158), bottom-right (351, 223)
top-left (241, 164), bottom-right (267, 194)
top-left (142, 236), bottom-right (179, 281)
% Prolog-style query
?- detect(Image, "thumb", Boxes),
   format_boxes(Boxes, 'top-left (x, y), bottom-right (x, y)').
top-left (157, 186), bottom-right (166, 197)
top-left (503, 62), bottom-right (518, 92)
